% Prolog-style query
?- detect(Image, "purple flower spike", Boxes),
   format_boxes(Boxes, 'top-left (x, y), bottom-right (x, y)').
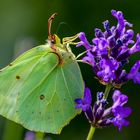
top-left (75, 88), bottom-right (132, 131)
top-left (127, 60), bottom-right (140, 84)
top-left (77, 9), bottom-right (140, 86)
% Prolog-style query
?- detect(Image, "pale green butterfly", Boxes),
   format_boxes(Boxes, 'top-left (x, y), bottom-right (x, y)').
top-left (0, 13), bottom-right (84, 134)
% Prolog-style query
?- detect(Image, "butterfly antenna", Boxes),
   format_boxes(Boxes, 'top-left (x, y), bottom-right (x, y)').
top-left (48, 13), bottom-right (58, 42)
top-left (55, 22), bottom-right (75, 35)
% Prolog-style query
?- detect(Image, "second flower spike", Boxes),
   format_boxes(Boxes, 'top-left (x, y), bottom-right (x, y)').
top-left (75, 87), bottom-right (132, 131)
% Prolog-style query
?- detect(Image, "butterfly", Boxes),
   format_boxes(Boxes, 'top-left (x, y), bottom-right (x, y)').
top-left (0, 13), bottom-right (84, 134)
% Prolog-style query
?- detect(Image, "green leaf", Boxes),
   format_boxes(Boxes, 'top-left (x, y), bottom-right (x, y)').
top-left (0, 40), bottom-right (84, 134)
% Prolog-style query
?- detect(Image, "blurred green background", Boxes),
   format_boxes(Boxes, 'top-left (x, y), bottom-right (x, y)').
top-left (0, 0), bottom-right (140, 140)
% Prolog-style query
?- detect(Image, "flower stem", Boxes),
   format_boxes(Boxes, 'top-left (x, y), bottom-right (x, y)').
top-left (104, 84), bottom-right (112, 99)
top-left (86, 125), bottom-right (95, 140)
top-left (86, 84), bottom-right (112, 140)
top-left (35, 132), bottom-right (45, 140)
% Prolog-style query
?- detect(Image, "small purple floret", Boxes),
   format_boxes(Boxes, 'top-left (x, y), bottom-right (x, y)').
top-left (77, 32), bottom-right (92, 50)
top-left (127, 60), bottom-right (140, 84)
top-left (112, 90), bottom-right (128, 108)
top-left (75, 87), bottom-right (92, 112)
top-left (112, 106), bottom-right (132, 131)
top-left (129, 34), bottom-right (140, 54)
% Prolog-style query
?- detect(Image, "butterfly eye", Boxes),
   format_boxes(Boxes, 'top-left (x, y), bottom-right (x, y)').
top-left (51, 40), bottom-right (55, 44)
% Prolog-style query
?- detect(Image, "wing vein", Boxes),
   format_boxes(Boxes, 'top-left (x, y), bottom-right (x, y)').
top-left (61, 67), bottom-right (73, 106)
top-left (55, 68), bottom-right (65, 124)
top-left (19, 53), bottom-right (59, 104)
top-left (49, 68), bottom-right (58, 131)
top-left (65, 66), bottom-right (83, 93)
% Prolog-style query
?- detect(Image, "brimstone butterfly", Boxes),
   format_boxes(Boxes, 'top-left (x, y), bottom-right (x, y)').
top-left (0, 13), bottom-right (84, 134)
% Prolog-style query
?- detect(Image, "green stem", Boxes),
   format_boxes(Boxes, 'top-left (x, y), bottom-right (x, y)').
top-left (104, 84), bottom-right (112, 99)
top-left (86, 125), bottom-right (95, 140)
top-left (86, 84), bottom-right (112, 140)
top-left (35, 132), bottom-right (45, 140)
